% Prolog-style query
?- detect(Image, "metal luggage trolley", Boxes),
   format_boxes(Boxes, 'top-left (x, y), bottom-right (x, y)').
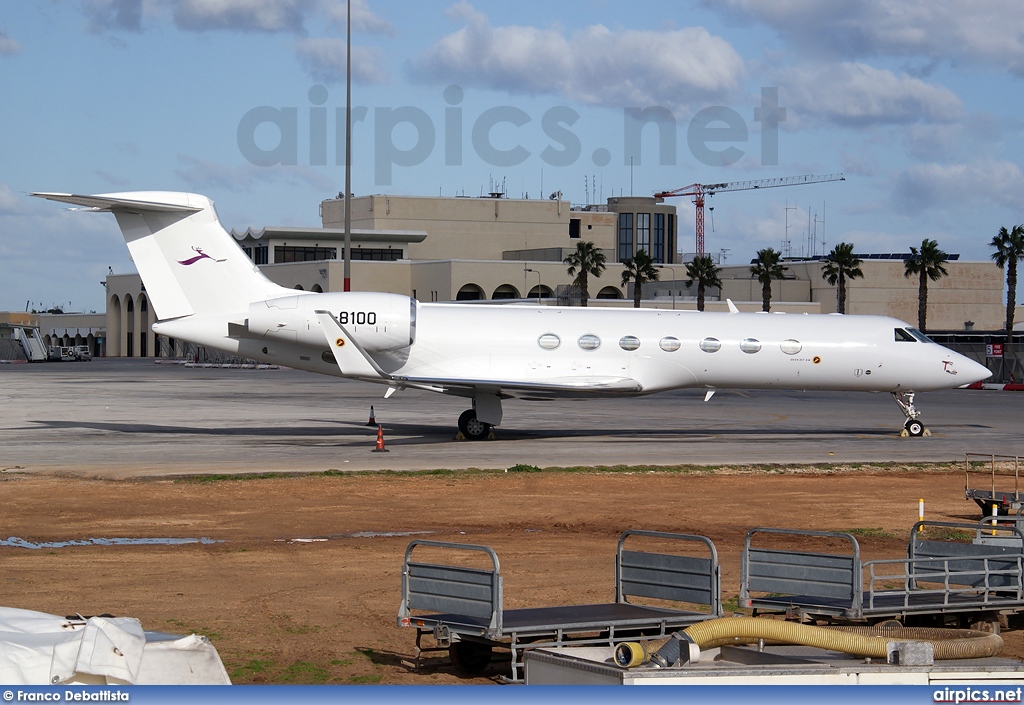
top-left (397, 529), bottom-right (721, 682)
top-left (740, 522), bottom-right (1024, 627)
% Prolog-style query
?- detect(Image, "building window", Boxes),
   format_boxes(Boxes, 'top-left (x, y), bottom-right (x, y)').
top-left (569, 218), bottom-right (581, 239)
top-left (618, 212), bottom-right (633, 261)
top-left (636, 213), bottom-right (650, 255)
top-left (254, 245), bottom-right (268, 265)
top-left (653, 213), bottom-right (665, 263)
top-left (351, 248), bottom-right (403, 261)
top-left (667, 214), bottom-right (675, 259)
top-left (274, 245), bottom-right (337, 263)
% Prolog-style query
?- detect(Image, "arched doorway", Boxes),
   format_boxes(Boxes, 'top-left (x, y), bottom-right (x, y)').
top-left (456, 284), bottom-right (485, 301)
top-left (139, 295), bottom-right (150, 357)
top-left (311, 284), bottom-right (323, 293)
top-left (108, 295), bottom-right (122, 357)
top-left (596, 286), bottom-right (624, 300)
top-left (528, 285), bottom-right (554, 300)
top-left (491, 284), bottom-right (520, 300)
top-left (125, 294), bottom-right (135, 357)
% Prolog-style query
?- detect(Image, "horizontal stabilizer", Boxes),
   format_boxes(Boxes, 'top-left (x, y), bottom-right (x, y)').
top-left (30, 192), bottom-right (202, 213)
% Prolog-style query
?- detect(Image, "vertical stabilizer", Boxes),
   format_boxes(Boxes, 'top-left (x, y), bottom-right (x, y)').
top-left (32, 191), bottom-right (289, 319)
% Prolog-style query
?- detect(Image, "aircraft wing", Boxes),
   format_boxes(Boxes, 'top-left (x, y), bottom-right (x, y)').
top-left (314, 310), bottom-right (642, 396)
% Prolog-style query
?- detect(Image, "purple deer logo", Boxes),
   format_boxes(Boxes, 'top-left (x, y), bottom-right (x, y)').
top-left (177, 246), bottom-right (226, 266)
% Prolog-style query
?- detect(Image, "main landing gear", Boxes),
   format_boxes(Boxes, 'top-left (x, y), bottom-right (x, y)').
top-left (457, 392), bottom-right (503, 441)
top-left (458, 409), bottom-right (492, 441)
top-left (892, 391), bottom-right (930, 437)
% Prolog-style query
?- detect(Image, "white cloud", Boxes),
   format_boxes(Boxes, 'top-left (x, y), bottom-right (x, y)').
top-left (295, 37), bottom-right (391, 84)
top-left (0, 28), bottom-right (21, 55)
top-left (410, 3), bottom-right (744, 114)
top-left (321, 0), bottom-right (396, 36)
top-left (706, 0), bottom-right (1024, 74)
top-left (172, 0), bottom-right (315, 33)
top-left (893, 160), bottom-right (1024, 215)
top-left (776, 62), bottom-right (963, 128)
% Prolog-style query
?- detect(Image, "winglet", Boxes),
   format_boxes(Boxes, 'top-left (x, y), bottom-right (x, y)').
top-left (726, 299), bottom-right (739, 314)
top-left (315, 310), bottom-right (388, 380)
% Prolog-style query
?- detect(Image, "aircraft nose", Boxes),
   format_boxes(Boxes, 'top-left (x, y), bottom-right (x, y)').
top-left (945, 351), bottom-right (992, 385)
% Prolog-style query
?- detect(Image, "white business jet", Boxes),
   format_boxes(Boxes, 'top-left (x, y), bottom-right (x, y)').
top-left (34, 191), bottom-right (991, 440)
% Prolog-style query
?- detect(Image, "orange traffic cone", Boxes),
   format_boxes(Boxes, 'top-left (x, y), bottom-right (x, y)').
top-left (366, 404), bottom-right (377, 426)
top-left (372, 425), bottom-right (389, 453)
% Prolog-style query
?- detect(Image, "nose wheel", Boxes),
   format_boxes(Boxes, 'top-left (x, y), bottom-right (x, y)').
top-left (892, 391), bottom-right (930, 437)
top-left (458, 409), bottom-right (492, 441)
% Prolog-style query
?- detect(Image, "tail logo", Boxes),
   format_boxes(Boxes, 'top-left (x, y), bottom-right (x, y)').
top-left (178, 246), bottom-right (226, 266)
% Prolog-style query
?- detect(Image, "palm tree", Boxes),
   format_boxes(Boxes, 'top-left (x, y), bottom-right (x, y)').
top-left (750, 248), bottom-right (787, 312)
top-left (821, 242), bottom-right (864, 314)
top-left (991, 225), bottom-right (1024, 346)
top-left (563, 241), bottom-right (607, 307)
top-left (684, 255), bottom-right (722, 312)
top-left (903, 238), bottom-right (949, 332)
top-left (620, 249), bottom-right (659, 308)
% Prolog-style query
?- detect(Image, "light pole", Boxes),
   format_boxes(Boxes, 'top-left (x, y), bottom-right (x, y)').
top-left (525, 267), bottom-right (542, 300)
top-left (657, 265), bottom-right (677, 310)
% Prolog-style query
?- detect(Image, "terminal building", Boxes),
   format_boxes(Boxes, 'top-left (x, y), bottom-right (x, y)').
top-left (2, 192), bottom-right (1020, 380)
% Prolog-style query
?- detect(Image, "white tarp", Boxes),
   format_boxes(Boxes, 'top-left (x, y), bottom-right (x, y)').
top-left (0, 606), bottom-right (230, 684)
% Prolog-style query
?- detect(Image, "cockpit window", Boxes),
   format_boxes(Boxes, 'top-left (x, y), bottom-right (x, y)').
top-left (907, 328), bottom-right (934, 343)
top-left (895, 328), bottom-right (916, 342)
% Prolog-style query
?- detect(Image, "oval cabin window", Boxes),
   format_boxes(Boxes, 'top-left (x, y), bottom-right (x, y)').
top-left (538, 333), bottom-right (560, 350)
top-left (740, 338), bottom-right (762, 354)
top-left (780, 339), bottom-right (802, 355)
top-left (619, 336), bottom-right (641, 351)
top-left (659, 337), bottom-right (681, 352)
top-left (699, 337), bottom-right (721, 353)
top-left (578, 334), bottom-right (601, 351)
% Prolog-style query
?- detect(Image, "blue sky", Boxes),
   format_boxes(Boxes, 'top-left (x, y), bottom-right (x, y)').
top-left (2, 0), bottom-right (1023, 313)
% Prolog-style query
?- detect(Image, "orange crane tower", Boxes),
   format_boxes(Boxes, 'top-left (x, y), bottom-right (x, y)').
top-left (654, 173), bottom-right (845, 255)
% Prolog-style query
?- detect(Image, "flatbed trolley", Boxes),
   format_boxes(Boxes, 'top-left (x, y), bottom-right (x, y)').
top-left (741, 522), bottom-right (1024, 627)
top-left (397, 530), bottom-right (720, 682)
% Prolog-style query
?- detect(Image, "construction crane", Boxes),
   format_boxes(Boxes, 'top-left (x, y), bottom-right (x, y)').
top-left (654, 173), bottom-right (845, 255)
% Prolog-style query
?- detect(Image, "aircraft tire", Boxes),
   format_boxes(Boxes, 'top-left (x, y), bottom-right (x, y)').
top-left (458, 409), bottom-right (490, 441)
top-left (905, 419), bottom-right (925, 437)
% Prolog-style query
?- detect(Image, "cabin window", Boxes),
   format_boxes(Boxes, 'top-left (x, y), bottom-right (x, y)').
top-left (578, 334), bottom-right (601, 351)
top-left (659, 337), bottom-right (681, 352)
top-left (538, 333), bottom-right (560, 350)
top-left (780, 339), bottom-right (802, 355)
top-left (619, 336), bottom-right (641, 351)
top-left (895, 328), bottom-right (916, 342)
top-left (699, 337), bottom-right (721, 353)
top-left (740, 338), bottom-right (762, 354)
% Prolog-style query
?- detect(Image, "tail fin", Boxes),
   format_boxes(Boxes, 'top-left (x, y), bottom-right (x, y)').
top-left (32, 191), bottom-right (288, 319)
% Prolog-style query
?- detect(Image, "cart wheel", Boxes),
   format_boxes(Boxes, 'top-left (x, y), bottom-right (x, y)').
top-left (449, 641), bottom-right (493, 676)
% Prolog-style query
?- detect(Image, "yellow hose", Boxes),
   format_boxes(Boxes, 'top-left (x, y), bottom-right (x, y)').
top-left (614, 617), bottom-right (1003, 668)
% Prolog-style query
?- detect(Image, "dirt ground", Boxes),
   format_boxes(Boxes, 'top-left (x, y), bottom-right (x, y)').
top-left (1, 464), bottom-right (1019, 684)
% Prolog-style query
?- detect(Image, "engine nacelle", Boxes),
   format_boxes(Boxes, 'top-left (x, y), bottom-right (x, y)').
top-left (248, 291), bottom-right (415, 353)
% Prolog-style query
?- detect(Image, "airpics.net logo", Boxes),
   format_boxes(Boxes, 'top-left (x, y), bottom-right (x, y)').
top-left (236, 85), bottom-right (787, 186)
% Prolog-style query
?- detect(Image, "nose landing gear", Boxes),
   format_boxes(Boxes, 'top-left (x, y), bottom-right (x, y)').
top-left (892, 391), bottom-right (931, 437)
